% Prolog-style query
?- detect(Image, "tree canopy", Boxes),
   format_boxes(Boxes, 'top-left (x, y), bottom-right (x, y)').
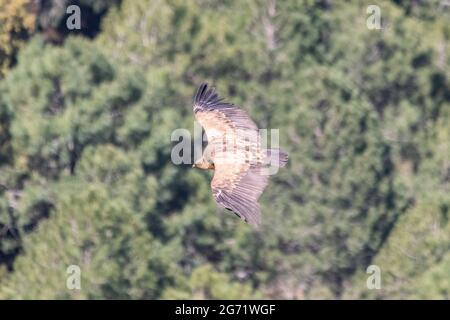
top-left (0, 0), bottom-right (449, 299)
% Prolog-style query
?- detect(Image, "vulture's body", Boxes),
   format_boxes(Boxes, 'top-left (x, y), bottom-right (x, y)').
top-left (192, 83), bottom-right (288, 227)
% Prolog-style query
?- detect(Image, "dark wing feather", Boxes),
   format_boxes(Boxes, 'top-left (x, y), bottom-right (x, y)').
top-left (193, 83), bottom-right (258, 138)
top-left (212, 163), bottom-right (269, 227)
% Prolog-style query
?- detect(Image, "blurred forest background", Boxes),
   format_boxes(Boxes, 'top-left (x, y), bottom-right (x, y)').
top-left (0, 0), bottom-right (449, 299)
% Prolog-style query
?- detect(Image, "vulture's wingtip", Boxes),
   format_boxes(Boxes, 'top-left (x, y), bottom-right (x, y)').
top-left (193, 82), bottom-right (225, 112)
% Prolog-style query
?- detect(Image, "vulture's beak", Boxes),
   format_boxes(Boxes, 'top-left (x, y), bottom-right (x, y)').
top-left (192, 164), bottom-right (196, 168)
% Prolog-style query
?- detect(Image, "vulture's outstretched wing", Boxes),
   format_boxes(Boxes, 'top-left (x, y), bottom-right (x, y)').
top-left (193, 83), bottom-right (258, 141)
top-left (211, 163), bottom-right (269, 227)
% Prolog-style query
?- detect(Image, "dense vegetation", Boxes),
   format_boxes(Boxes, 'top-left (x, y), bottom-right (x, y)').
top-left (0, 0), bottom-right (449, 299)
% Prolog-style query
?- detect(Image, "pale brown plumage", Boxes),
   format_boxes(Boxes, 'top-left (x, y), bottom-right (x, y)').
top-left (192, 83), bottom-right (288, 227)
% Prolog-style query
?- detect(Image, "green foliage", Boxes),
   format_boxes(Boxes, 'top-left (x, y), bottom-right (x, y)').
top-left (0, 0), bottom-right (36, 77)
top-left (4, 36), bottom-right (146, 178)
top-left (0, 0), bottom-right (449, 299)
top-left (0, 181), bottom-right (171, 299)
top-left (344, 112), bottom-right (450, 299)
top-left (163, 264), bottom-right (262, 299)
top-left (36, 0), bottom-right (120, 40)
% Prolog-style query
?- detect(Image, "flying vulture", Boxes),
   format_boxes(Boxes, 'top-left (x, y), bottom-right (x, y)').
top-left (192, 83), bottom-right (288, 227)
